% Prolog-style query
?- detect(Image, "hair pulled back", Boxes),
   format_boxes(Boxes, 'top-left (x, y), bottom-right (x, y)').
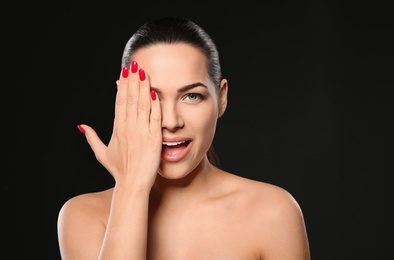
top-left (121, 17), bottom-right (222, 168)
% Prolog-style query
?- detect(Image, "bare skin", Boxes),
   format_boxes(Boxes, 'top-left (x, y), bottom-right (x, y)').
top-left (57, 43), bottom-right (310, 259)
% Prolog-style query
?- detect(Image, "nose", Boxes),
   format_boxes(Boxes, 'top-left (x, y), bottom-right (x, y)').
top-left (161, 101), bottom-right (184, 132)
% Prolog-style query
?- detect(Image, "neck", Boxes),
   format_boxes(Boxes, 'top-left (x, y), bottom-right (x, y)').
top-left (150, 159), bottom-right (218, 207)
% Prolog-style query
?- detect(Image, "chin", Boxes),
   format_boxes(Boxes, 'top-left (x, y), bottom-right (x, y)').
top-left (157, 168), bottom-right (189, 180)
top-left (157, 160), bottom-right (201, 181)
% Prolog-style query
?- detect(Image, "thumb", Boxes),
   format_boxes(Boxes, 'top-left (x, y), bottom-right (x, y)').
top-left (77, 124), bottom-right (107, 159)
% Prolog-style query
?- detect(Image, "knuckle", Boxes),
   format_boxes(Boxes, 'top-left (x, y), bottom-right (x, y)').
top-left (116, 94), bottom-right (126, 106)
top-left (126, 96), bottom-right (137, 106)
top-left (151, 116), bottom-right (161, 123)
top-left (138, 101), bottom-right (150, 111)
top-left (95, 153), bottom-right (104, 163)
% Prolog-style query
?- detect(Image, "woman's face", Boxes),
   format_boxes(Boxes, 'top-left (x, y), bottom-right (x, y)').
top-left (132, 43), bottom-right (227, 179)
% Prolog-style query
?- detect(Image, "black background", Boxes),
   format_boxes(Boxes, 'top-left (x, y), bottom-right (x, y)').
top-left (8, 1), bottom-right (392, 259)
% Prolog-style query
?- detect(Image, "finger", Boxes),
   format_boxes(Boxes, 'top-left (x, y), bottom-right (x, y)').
top-left (126, 60), bottom-right (140, 126)
top-left (136, 68), bottom-right (151, 127)
top-left (78, 124), bottom-right (107, 163)
top-left (149, 90), bottom-right (162, 134)
top-left (114, 66), bottom-right (130, 125)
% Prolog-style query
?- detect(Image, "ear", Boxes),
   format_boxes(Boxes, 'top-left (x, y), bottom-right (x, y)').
top-left (218, 79), bottom-right (228, 118)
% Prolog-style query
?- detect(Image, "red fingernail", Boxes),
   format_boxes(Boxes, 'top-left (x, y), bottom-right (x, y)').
top-left (122, 66), bottom-right (129, 78)
top-left (77, 125), bottom-right (86, 134)
top-left (139, 69), bottom-right (146, 81)
top-left (150, 90), bottom-right (156, 101)
top-left (131, 61), bottom-right (138, 73)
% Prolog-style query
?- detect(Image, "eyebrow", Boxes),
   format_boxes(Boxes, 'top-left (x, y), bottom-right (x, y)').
top-left (150, 82), bottom-right (208, 94)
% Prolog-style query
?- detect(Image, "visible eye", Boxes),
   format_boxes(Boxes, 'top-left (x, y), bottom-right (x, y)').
top-left (183, 93), bottom-right (206, 102)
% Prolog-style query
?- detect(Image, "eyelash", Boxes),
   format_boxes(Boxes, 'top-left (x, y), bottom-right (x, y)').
top-left (183, 93), bottom-right (207, 102)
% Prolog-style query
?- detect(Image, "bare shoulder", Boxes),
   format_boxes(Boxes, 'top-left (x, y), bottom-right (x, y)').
top-left (224, 172), bottom-right (302, 212)
top-left (221, 171), bottom-right (310, 259)
top-left (57, 188), bottom-right (114, 258)
top-left (58, 188), bottom-right (113, 221)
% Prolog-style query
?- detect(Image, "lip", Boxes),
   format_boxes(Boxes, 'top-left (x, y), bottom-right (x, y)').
top-left (161, 138), bottom-right (192, 163)
top-left (162, 136), bottom-right (191, 142)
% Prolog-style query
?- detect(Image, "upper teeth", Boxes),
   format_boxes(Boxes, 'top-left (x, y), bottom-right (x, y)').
top-left (162, 141), bottom-right (185, 146)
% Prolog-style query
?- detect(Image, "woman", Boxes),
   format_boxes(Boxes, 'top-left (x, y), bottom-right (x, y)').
top-left (57, 17), bottom-right (310, 259)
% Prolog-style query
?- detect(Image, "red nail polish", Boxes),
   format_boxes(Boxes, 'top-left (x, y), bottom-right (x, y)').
top-left (122, 66), bottom-right (129, 78)
top-left (77, 125), bottom-right (86, 134)
top-left (150, 90), bottom-right (156, 101)
top-left (139, 69), bottom-right (146, 81)
top-left (131, 61), bottom-right (138, 73)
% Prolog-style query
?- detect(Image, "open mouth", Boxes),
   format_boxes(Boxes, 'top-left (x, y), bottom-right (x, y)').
top-left (162, 140), bottom-right (189, 146)
top-left (161, 140), bottom-right (191, 161)
top-left (162, 140), bottom-right (190, 152)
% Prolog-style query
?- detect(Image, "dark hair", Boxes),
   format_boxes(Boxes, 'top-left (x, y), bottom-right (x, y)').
top-left (121, 17), bottom-right (222, 168)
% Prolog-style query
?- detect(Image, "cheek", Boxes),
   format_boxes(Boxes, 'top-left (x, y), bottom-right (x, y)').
top-left (186, 107), bottom-right (217, 138)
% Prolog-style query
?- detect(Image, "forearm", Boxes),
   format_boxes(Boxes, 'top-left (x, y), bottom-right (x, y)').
top-left (99, 182), bottom-right (151, 260)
